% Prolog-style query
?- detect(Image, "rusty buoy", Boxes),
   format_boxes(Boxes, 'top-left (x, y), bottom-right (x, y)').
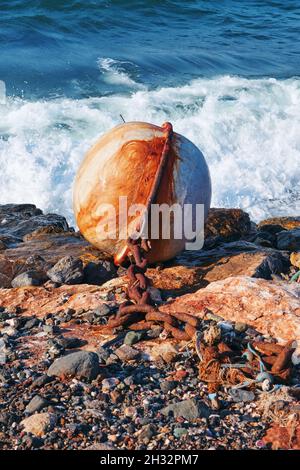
top-left (73, 121), bottom-right (211, 264)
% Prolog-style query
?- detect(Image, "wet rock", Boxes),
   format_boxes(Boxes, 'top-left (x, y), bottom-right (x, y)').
top-left (259, 216), bottom-right (300, 231)
top-left (83, 259), bottom-right (117, 285)
top-left (161, 399), bottom-right (211, 421)
top-left (124, 331), bottom-right (145, 346)
top-left (47, 351), bottom-right (99, 381)
top-left (114, 344), bottom-right (140, 362)
top-left (277, 229), bottom-right (300, 251)
top-left (47, 256), bottom-right (84, 285)
top-left (161, 276), bottom-right (300, 343)
top-left (20, 412), bottom-right (57, 437)
top-left (229, 389), bottom-right (255, 403)
top-left (11, 270), bottom-right (47, 288)
top-left (25, 395), bottom-right (49, 414)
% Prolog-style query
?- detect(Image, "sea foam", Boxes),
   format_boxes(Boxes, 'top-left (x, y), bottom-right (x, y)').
top-left (0, 75), bottom-right (299, 225)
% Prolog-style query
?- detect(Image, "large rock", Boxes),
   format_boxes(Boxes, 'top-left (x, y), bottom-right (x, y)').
top-left (160, 276), bottom-right (300, 343)
top-left (277, 229), bottom-right (300, 251)
top-left (259, 216), bottom-right (300, 231)
top-left (0, 204), bottom-right (69, 242)
top-left (83, 259), bottom-right (117, 285)
top-left (46, 256), bottom-right (84, 285)
top-left (20, 412), bottom-right (57, 436)
top-left (47, 351), bottom-right (100, 380)
top-left (205, 208), bottom-right (252, 242)
top-left (148, 245), bottom-right (290, 297)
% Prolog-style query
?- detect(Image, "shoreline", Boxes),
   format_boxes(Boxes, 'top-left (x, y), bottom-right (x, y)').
top-left (0, 203), bottom-right (299, 450)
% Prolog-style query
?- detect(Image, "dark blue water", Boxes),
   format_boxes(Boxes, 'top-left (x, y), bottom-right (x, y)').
top-left (0, 0), bottom-right (300, 222)
top-left (1, 0), bottom-right (299, 98)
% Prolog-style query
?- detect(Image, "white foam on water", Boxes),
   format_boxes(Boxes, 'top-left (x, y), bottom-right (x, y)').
top-left (0, 75), bottom-right (299, 225)
top-left (97, 57), bottom-right (144, 89)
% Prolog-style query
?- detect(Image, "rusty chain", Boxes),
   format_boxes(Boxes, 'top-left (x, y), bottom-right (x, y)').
top-left (105, 122), bottom-right (199, 340)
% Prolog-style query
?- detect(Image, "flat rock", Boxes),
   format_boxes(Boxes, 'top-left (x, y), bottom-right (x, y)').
top-left (148, 248), bottom-right (290, 297)
top-left (47, 351), bottom-right (99, 380)
top-left (160, 276), bottom-right (300, 343)
top-left (259, 216), bottom-right (300, 231)
top-left (47, 256), bottom-right (84, 285)
top-left (11, 270), bottom-right (47, 288)
top-left (161, 398), bottom-right (211, 421)
top-left (20, 412), bottom-right (57, 436)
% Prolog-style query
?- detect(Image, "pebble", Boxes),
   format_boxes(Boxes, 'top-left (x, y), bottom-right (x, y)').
top-left (124, 331), bottom-right (144, 346)
top-left (229, 389), bottom-right (255, 403)
top-left (114, 344), bottom-right (140, 362)
top-left (161, 399), bottom-right (211, 421)
top-left (47, 351), bottom-right (100, 381)
top-left (25, 395), bottom-right (49, 415)
top-left (20, 412), bottom-right (57, 437)
top-left (160, 380), bottom-right (177, 393)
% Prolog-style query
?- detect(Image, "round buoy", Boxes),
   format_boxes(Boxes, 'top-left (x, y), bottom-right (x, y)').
top-left (73, 121), bottom-right (211, 264)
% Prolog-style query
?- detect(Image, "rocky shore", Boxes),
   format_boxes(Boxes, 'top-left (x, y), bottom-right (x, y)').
top-left (0, 203), bottom-right (300, 450)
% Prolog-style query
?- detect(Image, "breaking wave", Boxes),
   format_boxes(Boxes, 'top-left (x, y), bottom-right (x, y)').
top-left (0, 75), bottom-right (299, 225)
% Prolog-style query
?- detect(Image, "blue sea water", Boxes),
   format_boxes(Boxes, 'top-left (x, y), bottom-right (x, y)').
top-left (0, 0), bottom-right (300, 222)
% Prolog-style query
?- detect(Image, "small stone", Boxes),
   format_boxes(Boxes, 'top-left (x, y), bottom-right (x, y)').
top-left (47, 351), bottom-right (99, 381)
top-left (11, 270), bottom-right (46, 288)
top-left (20, 412), bottom-right (57, 437)
top-left (102, 377), bottom-right (119, 391)
top-left (160, 380), bottom-right (177, 393)
top-left (161, 399), bottom-right (211, 421)
top-left (147, 325), bottom-right (163, 339)
top-left (124, 406), bottom-right (138, 418)
top-left (174, 427), bottom-right (188, 438)
top-left (114, 344), bottom-right (140, 362)
top-left (23, 317), bottom-right (39, 330)
top-left (31, 374), bottom-right (51, 388)
top-left (124, 331), bottom-right (144, 346)
top-left (56, 336), bottom-right (83, 349)
top-left (151, 342), bottom-right (179, 363)
top-left (25, 395), bottom-right (49, 414)
top-left (139, 424), bottom-right (157, 442)
top-left (47, 256), bottom-right (84, 285)
top-left (229, 389), bottom-right (255, 402)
